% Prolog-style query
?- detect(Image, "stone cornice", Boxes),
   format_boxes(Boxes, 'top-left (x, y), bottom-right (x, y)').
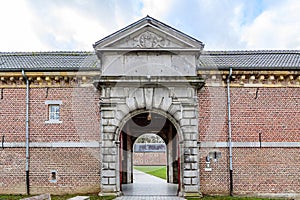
top-left (198, 70), bottom-right (300, 87)
top-left (0, 71), bottom-right (101, 88)
top-left (2, 69), bottom-right (300, 88)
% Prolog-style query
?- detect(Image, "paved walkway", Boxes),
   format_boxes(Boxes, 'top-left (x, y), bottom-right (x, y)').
top-left (115, 169), bottom-right (185, 200)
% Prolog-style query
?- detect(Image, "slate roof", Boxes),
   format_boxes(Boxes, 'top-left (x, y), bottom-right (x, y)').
top-left (0, 51), bottom-right (99, 71)
top-left (198, 50), bottom-right (300, 70)
top-left (0, 50), bottom-right (299, 71)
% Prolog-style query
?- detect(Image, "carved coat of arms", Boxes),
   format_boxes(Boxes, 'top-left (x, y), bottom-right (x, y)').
top-left (134, 31), bottom-right (169, 48)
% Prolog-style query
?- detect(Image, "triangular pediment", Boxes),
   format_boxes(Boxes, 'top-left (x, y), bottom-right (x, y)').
top-left (93, 16), bottom-right (204, 51)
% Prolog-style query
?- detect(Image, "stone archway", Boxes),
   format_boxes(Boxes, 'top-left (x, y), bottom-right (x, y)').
top-left (96, 78), bottom-right (203, 197)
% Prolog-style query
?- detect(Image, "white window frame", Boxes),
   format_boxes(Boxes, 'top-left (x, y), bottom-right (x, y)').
top-left (50, 170), bottom-right (57, 183)
top-left (45, 100), bottom-right (62, 124)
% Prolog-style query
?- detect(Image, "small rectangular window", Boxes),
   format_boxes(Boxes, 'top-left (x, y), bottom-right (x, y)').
top-left (50, 170), bottom-right (57, 183)
top-left (49, 105), bottom-right (60, 121)
top-left (45, 100), bottom-right (62, 124)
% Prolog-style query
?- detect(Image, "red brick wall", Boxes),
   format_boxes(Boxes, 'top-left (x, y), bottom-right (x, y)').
top-left (198, 86), bottom-right (228, 142)
top-left (199, 86), bottom-right (300, 195)
top-left (230, 87), bottom-right (300, 142)
top-left (29, 87), bottom-right (100, 142)
top-left (233, 148), bottom-right (300, 195)
top-left (0, 89), bottom-right (27, 194)
top-left (199, 148), bottom-right (229, 195)
top-left (0, 88), bottom-right (26, 142)
top-left (30, 148), bottom-right (100, 195)
top-left (0, 86), bottom-right (101, 194)
top-left (1, 83), bottom-right (299, 196)
top-left (0, 148), bottom-right (26, 194)
top-left (133, 152), bottom-right (166, 166)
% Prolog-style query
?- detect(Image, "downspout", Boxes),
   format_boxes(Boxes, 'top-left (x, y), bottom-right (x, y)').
top-left (22, 69), bottom-right (30, 195)
top-left (227, 67), bottom-right (233, 196)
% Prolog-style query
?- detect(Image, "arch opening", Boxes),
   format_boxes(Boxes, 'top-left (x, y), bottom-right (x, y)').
top-left (119, 111), bottom-right (181, 195)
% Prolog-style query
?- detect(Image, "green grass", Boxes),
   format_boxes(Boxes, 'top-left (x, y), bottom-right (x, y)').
top-left (0, 194), bottom-right (115, 200)
top-left (134, 165), bottom-right (167, 180)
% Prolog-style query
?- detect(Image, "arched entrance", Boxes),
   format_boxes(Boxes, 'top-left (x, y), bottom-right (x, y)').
top-left (119, 111), bottom-right (181, 195)
top-left (97, 79), bottom-right (203, 197)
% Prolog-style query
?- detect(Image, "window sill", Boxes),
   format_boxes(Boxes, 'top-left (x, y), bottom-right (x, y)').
top-left (45, 120), bottom-right (62, 124)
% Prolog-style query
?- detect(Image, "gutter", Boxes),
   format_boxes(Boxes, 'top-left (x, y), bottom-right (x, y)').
top-left (22, 69), bottom-right (30, 195)
top-left (227, 67), bottom-right (233, 196)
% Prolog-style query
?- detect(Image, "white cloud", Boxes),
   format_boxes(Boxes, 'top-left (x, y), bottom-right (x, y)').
top-left (0, 0), bottom-right (47, 51)
top-left (155, 0), bottom-right (252, 50)
top-left (1, 0), bottom-right (299, 51)
top-left (0, 0), bottom-right (143, 51)
top-left (141, 0), bottom-right (173, 19)
top-left (241, 0), bottom-right (300, 49)
top-left (32, 5), bottom-right (109, 50)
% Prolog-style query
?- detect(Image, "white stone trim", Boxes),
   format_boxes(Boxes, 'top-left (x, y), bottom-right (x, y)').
top-left (0, 141), bottom-right (100, 148)
top-left (45, 100), bottom-right (62, 105)
top-left (1, 141), bottom-right (298, 148)
top-left (199, 142), bottom-right (300, 148)
top-left (45, 120), bottom-right (63, 124)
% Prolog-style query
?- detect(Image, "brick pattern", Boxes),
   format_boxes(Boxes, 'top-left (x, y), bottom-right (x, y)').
top-left (133, 152), bottom-right (166, 166)
top-left (198, 86), bottom-right (228, 142)
top-left (30, 148), bottom-right (101, 195)
top-left (198, 86), bottom-right (300, 143)
top-left (230, 87), bottom-right (300, 142)
top-left (199, 86), bottom-right (300, 195)
top-left (29, 87), bottom-right (100, 142)
top-left (0, 148), bottom-right (26, 194)
top-left (199, 148), bottom-right (229, 195)
top-left (1, 83), bottom-right (300, 195)
top-left (233, 148), bottom-right (300, 195)
top-left (0, 89), bottom-right (26, 142)
top-left (199, 148), bottom-right (300, 195)
top-left (0, 86), bottom-right (101, 195)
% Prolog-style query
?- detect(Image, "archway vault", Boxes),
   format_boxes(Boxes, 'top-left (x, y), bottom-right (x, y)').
top-left (116, 109), bottom-right (184, 143)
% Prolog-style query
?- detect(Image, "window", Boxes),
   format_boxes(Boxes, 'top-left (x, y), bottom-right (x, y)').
top-left (45, 100), bottom-right (62, 124)
top-left (50, 170), bottom-right (57, 183)
top-left (49, 105), bottom-right (60, 121)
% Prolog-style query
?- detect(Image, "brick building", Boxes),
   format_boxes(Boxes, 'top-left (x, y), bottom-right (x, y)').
top-left (0, 16), bottom-right (299, 198)
top-left (133, 143), bottom-right (166, 166)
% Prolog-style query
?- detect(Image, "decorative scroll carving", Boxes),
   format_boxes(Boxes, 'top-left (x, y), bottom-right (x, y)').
top-left (133, 31), bottom-right (169, 48)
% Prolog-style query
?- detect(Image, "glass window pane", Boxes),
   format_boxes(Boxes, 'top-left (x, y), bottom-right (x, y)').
top-left (49, 105), bottom-right (60, 120)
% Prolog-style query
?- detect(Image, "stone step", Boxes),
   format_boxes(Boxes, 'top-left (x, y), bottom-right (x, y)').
top-left (20, 194), bottom-right (51, 200)
top-left (67, 196), bottom-right (90, 200)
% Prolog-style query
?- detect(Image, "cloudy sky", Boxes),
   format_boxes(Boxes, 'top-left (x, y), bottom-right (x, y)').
top-left (0, 0), bottom-right (299, 51)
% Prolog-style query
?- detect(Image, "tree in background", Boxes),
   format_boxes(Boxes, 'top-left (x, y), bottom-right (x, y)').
top-left (135, 134), bottom-right (164, 143)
